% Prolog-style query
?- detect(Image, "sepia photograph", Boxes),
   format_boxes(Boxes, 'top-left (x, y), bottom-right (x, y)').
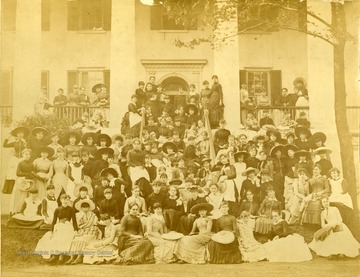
top-left (1, 0), bottom-right (359, 276)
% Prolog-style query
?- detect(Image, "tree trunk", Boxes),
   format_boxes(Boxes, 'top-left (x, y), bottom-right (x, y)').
top-left (332, 3), bottom-right (358, 214)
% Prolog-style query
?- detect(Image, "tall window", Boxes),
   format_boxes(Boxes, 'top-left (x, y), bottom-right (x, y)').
top-left (150, 6), bottom-right (197, 31)
top-left (2, 0), bottom-right (16, 31)
top-left (239, 69), bottom-right (282, 106)
top-left (67, 0), bottom-right (111, 31)
top-left (67, 69), bottom-right (110, 97)
top-left (41, 71), bottom-right (50, 97)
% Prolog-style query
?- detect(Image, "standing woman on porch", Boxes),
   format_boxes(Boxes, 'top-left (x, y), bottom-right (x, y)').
top-left (208, 75), bottom-right (224, 129)
top-left (293, 77), bottom-right (309, 116)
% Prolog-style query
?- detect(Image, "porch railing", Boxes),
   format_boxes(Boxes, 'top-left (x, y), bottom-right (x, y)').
top-left (54, 105), bottom-right (110, 125)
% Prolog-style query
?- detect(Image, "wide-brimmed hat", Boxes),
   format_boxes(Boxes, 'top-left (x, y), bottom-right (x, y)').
top-left (73, 183), bottom-right (93, 198)
top-left (39, 146), bottom-right (55, 158)
top-left (97, 134), bottom-right (112, 147)
top-left (100, 167), bottom-right (119, 178)
top-left (62, 131), bottom-right (81, 145)
top-left (81, 132), bottom-right (98, 145)
top-left (293, 77), bottom-right (307, 87)
top-left (162, 141), bottom-right (178, 154)
top-left (31, 127), bottom-right (49, 137)
top-left (295, 127), bottom-right (312, 139)
top-left (162, 231), bottom-right (184, 241)
top-left (241, 167), bottom-right (259, 176)
top-left (266, 129), bottom-right (281, 141)
top-left (234, 151), bottom-right (249, 161)
top-left (74, 198), bottom-right (95, 211)
top-left (11, 126), bottom-right (30, 137)
top-left (313, 146), bottom-right (332, 155)
top-left (184, 104), bottom-right (198, 115)
top-left (270, 145), bottom-right (284, 157)
top-left (252, 134), bottom-right (269, 142)
top-left (310, 132), bottom-right (327, 144)
top-left (96, 147), bottom-right (114, 158)
top-left (285, 131), bottom-right (295, 139)
top-left (187, 185), bottom-right (202, 193)
top-left (262, 124), bottom-right (277, 131)
top-left (282, 144), bottom-right (299, 156)
top-left (92, 83), bottom-right (105, 92)
top-left (169, 179), bottom-right (183, 186)
top-left (190, 203), bottom-right (214, 215)
top-left (211, 231), bottom-right (235, 244)
top-left (294, 150), bottom-right (311, 159)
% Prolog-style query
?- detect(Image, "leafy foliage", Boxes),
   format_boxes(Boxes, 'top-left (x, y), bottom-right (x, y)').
top-left (15, 112), bottom-right (71, 137)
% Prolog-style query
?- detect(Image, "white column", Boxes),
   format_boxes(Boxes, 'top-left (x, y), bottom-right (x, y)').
top-left (213, 4), bottom-right (241, 131)
top-left (109, 0), bottom-right (137, 130)
top-left (307, 0), bottom-right (341, 168)
top-left (12, 0), bottom-right (42, 121)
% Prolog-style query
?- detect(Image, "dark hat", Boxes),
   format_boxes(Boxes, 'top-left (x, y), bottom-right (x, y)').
top-left (311, 132), bottom-right (327, 144)
top-left (285, 131), bottom-right (295, 139)
top-left (39, 146), bottom-right (55, 158)
top-left (97, 134), bottom-right (112, 147)
top-left (282, 144), bottom-right (299, 156)
top-left (293, 77), bottom-right (307, 87)
top-left (112, 133), bottom-right (125, 142)
top-left (31, 127), bottom-right (49, 137)
top-left (185, 104), bottom-right (198, 115)
top-left (81, 132), bottom-right (98, 145)
top-left (294, 150), bottom-right (311, 159)
top-left (270, 145), bottom-right (284, 157)
top-left (234, 151), bottom-right (249, 161)
top-left (100, 167), bottom-right (119, 178)
top-left (162, 141), bottom-right (178, 154)
top-left (313, 146), bottom-right (332, 155)
top-left (92, 83), bottom-right (105, 92)
top-left (252, 134), bottom-right (269, 142)
top-left (190, 203), bottom-right (214, 215)
top-left (241, 167), bottom-right (259, 176)
top-left (187, 185), bottom-right (201, 193)
top-left (62, 131), bottom-right (81, 145)
top-left (295, 127), bottom-right (312, 139)
top-left (73, 184), bottom-right (93, 198)
top-left (169, 179), bottom-right (183, 186)
top-left (29, 188), bottom-right (38, 194)
top-left (11, 126), bottom-right (30, 137)
top-left (96, 147), bottom-right (114, 158)
top-left (266, 129), bottom-right (281, 140)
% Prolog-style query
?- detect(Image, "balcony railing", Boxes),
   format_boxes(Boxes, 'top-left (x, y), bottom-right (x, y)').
top-left (54, 105), bottom-right (110, 125)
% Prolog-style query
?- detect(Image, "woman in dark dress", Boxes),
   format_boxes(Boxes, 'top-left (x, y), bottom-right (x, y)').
top-left (114, 203), bottom-right (154, 265)
top-left (163, 185), bottom-right (184, 232)
top-left (80, 133), bottom-right (98, 159)
top-left (207, 201), bottom-right (242, 264)
top-left (207, 75), bottom-right (223, 128)
top-left (213, 119), bottom-right (231, 154)
top-left (28, 127), bottom-right (50, 160)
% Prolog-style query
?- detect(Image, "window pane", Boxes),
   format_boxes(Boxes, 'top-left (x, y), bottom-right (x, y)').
top-left (2, 0), bottom-right (16, 31)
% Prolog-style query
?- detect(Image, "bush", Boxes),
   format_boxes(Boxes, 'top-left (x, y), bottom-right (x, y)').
top-left (15, 112), bottom-right (71, 138)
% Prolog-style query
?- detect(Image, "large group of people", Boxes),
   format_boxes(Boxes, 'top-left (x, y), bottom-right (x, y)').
top-left (2, 75), bottom-right (359, 266)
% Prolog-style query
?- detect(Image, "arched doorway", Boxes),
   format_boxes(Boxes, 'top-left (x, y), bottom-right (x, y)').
top-left (160, 76), bottom-right (189, 109)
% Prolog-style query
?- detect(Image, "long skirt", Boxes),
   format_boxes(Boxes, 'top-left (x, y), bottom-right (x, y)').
top-left (302, 200), bottom-right (322, 225)
top-left (128, 166), bottom-right (150, 185)
top-left (34, 172), bottom-right (49, 201)
top-left (148, 236), bottom-right (177, 264)
top-left (179, 215), bottom-right (196, 235)
top-left (83, 243), bottom-right (118, 264)
top-left (7, 214), bottom-right (44, 229)
top-left (115, 235), bottom-right (154, 264)
top-left (10, 178), bottom-right (34, 213)
top-left (69, 226), bottom-right (100, 253)
top-left (255, 217), bottom-right (274, 235)
top-left (308, 223), bottom-right (360, 258)
top-left (207, 240), bottom-right (242, 264)
top-left (283, 176), bottom-right (295, 210)
top-left (35, 221), bottom-right (75, 259)
top-left (52, 173), bottom-right (68, 200)
top-left (265, 234), bottom-right (312, 262)
top-left (174, 233), bottom-right (211, 264)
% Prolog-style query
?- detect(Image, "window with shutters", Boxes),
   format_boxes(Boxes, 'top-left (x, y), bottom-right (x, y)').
top-left (67, 0), bottom-right (111, 31)
top-left (2, 0), bottom-right (16, 31)
top-left (67, 69), bottom-right (110, 96)
top-left (239, 69), bottom-right (282, 106)
top-left (150, 6), bottom-right (197, 31)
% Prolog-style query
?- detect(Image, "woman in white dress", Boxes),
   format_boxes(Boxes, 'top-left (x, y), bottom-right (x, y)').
top-left (205, 182), bottom-right (223, 219)
top-left (308, 197), bottom-right (360, 259)
top-left (328, 168), bottom-right (353, 210)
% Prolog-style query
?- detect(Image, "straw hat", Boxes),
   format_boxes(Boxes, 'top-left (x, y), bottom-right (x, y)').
top-left (169, 179), bottom-right (183, 186)
top-left (313, 146), bottom-right (332, 155)
top-left (74, 198), bottom-right (95, 211)
top-left (211, 231), bottom-right (235, 244)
